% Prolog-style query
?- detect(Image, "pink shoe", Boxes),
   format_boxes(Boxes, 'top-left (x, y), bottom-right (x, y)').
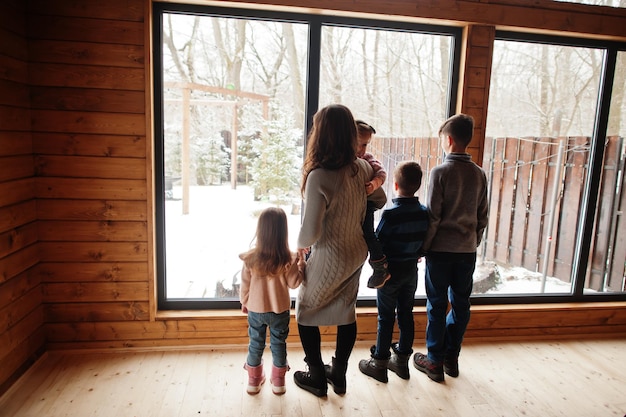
top-left (244, 362), bottom-right (265, 394)
top-left (270, 364), bottom-right (290, 395)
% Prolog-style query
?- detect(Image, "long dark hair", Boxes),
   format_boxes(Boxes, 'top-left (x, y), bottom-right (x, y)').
top-left (301, 104), bottom-right (358, 195)
top-left (241, 207), bottom-right (292, 277)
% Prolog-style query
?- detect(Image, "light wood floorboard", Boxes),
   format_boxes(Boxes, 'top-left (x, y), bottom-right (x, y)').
top-left (1, 339), bottom-right (624, 417)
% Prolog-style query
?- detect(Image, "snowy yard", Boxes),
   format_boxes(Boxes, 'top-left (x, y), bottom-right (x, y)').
top-left (164, 184), bottom-right (573, 300)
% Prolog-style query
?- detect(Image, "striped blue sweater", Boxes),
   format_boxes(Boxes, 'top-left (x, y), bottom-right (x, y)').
top-left (375, 197), bottom-right (429, 263)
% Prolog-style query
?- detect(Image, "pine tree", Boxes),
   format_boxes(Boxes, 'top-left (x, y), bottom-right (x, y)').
top-left (249, 106), bottom-right (301, 204)
top-left (195, 135), bottom-right (229, 185)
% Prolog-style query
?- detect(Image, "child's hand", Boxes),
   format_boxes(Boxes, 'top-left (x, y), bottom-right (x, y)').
top-left (298, 247), bottom-right (310, 260)
top-left (241, 305), bottom-right (248, 314)
top-left (297, 254), bottom-right (307, 269)
top-left (365, 181), bottom-right (375, 195)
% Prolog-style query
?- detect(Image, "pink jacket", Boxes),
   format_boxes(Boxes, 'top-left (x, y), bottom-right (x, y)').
top-left (361, 152), bottom-right (387, 190)
top-left (239, 252), bottom-right (303, 314)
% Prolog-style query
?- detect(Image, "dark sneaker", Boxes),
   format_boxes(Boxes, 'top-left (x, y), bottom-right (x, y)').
top-left (294, 369), bottom-right (327, 397)
top-left (443, 357), bottom-right (459, 378)
top-left (358, 357), bottom-right (389, 383)
top-left (388, 343), bottom-right (411, 380)
top-left (413, 352), bottom-right (444, 383)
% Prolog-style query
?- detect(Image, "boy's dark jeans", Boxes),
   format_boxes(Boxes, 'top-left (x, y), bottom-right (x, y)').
top-left (363, 200), bottom-right (385, 261)
top-left (374, 260), bottom-right (418, 358)
top-left (424, 251), bottom-right (476, 363)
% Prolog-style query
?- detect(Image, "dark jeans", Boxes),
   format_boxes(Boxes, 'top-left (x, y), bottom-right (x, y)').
top-left (363, 201), bottom-right (385, 261)
top-left (246, 310), bottom-right (290, 367)
top-left (424, 251), bottom-right (476, 363)
top-left (374, 260), bottom-right (418, 358)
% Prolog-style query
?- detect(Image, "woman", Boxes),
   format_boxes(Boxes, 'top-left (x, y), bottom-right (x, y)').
top-left (294, 104), bottom-right (376, 397)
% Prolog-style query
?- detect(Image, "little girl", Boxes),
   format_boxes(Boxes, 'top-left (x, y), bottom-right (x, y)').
top-left (239, 207), bottom-right (305, 395)
top-left (356, 120), bottom-right (390, 289)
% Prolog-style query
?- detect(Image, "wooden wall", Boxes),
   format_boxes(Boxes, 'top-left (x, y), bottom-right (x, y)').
top-left (0, 0), bottom-right (44, 395)
top-left (0, 0), bottom-right (626, 395)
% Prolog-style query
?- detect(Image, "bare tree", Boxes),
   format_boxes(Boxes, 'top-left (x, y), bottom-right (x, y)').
top-left (212, 17), bottom-right (247, 90)
top-left (283, 24), bottom-right (305, 123)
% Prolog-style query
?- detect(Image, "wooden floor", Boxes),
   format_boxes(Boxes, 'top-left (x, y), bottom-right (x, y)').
top-left (1, 339), bottom-right (625, 417)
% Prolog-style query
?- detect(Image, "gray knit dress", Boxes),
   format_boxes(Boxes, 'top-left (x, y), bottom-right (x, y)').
top-left (296, 158), bottom-right (373, 326)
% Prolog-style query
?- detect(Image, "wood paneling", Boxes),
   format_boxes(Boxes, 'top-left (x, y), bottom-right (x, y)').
top-left (1, 0), bottom-right (626, 398)
top-left (35, 156), bottom-right (146, 179)
top-left (29, 40), bottom-right (144, 68)
top-left (31, 87), bottom-right (145, 114)
top-left (37, 200), bottom-right (147, 221)
top-left (27, 15), bottom-right (144, 45)
top-left (29, 63), bottom-right (145, 90)
top-left (35, 178), bottom-right (147, 200)
top-left (0, 0), bottom-right (42, 396)
top-left (457, 24), bottom-right (495, 165)
top-left (38, 303), bottom-right (626, 351)
top-left (37, 262), bottom-right (148, 283)
top-left (38, 220), bottom-right (148, 242)
top-left (211, 0), bottom-right (626, 40)
top-left (32, 133), bottom-right (146, 158)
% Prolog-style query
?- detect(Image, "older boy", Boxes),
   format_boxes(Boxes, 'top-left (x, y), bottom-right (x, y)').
top-left (358, 161), bottom-right (429, 382)
top-left (413, 113), bottom-right (489, 382)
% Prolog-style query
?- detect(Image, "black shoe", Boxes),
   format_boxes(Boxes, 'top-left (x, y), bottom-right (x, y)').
top-left (413, 352), bottom-right (444, 383)
top-left (324, 357), bottom-right (347, 395)
top-left (387, 343), bottom-right (411, 380)
top-left (358, 357), bottom-right (389, 383)
top-left (443, 357), bottom-right (459, 378)
top-left (294, 369), bottom-right (327, 397)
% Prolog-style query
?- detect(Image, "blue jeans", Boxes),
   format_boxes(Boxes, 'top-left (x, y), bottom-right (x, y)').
top-left (246, 310), bottom-right (290, 367)
top-left (374, 260), bottom-right (418, 358)
top-left (424, 252), bottom-right (476, 363)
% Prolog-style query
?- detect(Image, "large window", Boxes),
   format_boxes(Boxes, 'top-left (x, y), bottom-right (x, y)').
top-left (482, 34), bottom-right (626, 300)
top-left (317, 25), bottom-right (455, 299)
top-left (153, 4), bottom-right (460, 309)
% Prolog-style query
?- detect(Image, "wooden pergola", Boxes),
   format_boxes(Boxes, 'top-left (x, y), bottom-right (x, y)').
top-left (164, 82), bottom-right (270, 214)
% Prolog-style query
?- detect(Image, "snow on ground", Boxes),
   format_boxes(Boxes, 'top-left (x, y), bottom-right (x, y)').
top-left (164, 184), bottom-right (574, 300)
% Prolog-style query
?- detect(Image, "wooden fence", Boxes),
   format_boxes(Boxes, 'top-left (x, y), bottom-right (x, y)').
top-left (370, 135), bottom-right (625, 292)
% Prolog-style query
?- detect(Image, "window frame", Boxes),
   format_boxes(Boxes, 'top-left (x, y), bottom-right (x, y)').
top-left (152, 3), bottom-right (626, 311)
top-left (478, 30), bottom-right (626, 305)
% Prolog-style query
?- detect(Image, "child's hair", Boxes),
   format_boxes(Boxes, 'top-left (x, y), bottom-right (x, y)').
top-left (394, 161), bottom-right (423, 196)
top-left (242, 207), bottom-right (292, 277)
top-left (356, 120), bottom-right (376, 137)
top-left (301, 104), bottom-right (357, 195)
top-left (438, 113), bottom-right (474, 148)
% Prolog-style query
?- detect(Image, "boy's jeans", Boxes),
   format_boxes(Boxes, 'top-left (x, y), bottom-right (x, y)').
top-left (424, 252), bottom-right (476, 363)
top-left (374, 261), bottom-right (418, 358)
top-left (246, 310), bottom-right (290, 367)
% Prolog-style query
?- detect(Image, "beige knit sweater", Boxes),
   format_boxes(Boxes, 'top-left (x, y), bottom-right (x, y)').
top-left (296, 158), bottom-right (373, 326)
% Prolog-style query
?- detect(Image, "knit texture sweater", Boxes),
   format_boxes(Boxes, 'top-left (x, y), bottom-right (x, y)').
top-left (296, 158), bottom-right (373, 326)
top-left (422, 153), bottom-right (489, 253)
top-left (239, 252), bottom-right (303, 314)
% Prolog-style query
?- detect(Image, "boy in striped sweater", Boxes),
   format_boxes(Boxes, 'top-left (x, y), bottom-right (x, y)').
top-left (358, 161), bottom-right (429, 382)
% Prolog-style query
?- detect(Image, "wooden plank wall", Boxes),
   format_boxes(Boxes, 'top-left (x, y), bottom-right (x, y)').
top-left (456, 24), bottom-right (495, 165)
top-left (0, 0), bottom-right (45, 395)
top-left (27, 0), bottom-right (152, 347)
top-left (1, 0), bottom-right (626, 396)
